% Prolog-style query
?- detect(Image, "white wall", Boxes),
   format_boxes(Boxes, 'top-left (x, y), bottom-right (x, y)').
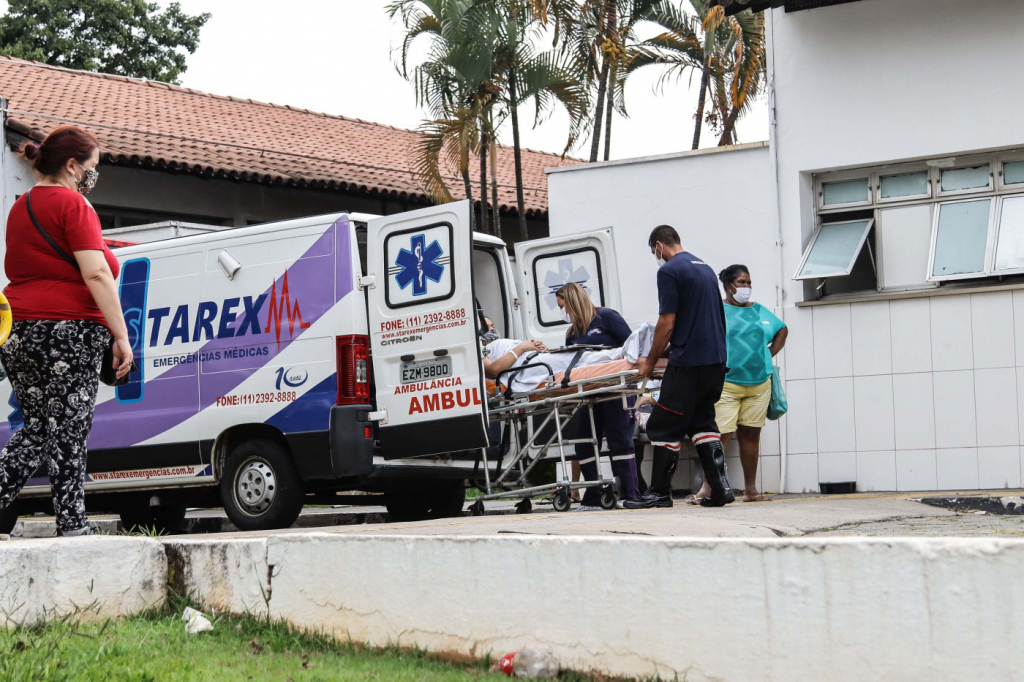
top-left (547, 144), bottom-right (782, 491)
top-left (769, 0), bottom-right (1024, 492)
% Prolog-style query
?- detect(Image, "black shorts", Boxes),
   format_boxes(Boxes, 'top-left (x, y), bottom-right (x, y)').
top-left (646, 363), bottom-right (726, 447)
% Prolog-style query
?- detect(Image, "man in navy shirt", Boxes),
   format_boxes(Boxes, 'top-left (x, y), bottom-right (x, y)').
top-left (626, 225), bottom-right (734, 509)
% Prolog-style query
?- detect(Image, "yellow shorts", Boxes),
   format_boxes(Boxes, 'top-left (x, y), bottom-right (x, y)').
top-left (715, 379), bottom-right (772, 433)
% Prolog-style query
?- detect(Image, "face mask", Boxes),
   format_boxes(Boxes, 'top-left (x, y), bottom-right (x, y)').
top-left (733, 287), bottom-right (752, 304)
top-left (71, 163), bottom-right (99, 194)
top-left (480, 329), bottom-right (499, 345)
top-left (561, 308), bottom-right (572, 324)
top-left (655, 243), bottom-right (666, 268)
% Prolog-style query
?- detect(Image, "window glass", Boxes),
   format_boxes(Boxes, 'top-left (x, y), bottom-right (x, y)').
top-left (995, 196), bottom-right (1024, 272)
top-left (822, 178), bottom-right (869, 206)
top-left (1004, 161), bottom-right (1024, 186)
top-left (879, 205), bottom-right (933, 290)
top-left (880, 171), bottom-right (928, 199)
top-left (941, 165), bottom-right (990, 192)
top-left (384, 224), bottom-right (455, 308)
top-left (797, 220), bottom-right (872, 278)
top-left (532, 248), bottom-right (603, 326)
top-left (932, 199), bottom-right (991, 278)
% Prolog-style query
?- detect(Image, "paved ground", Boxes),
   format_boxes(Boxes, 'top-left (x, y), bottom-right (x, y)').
top-left (13, 490), bottom-right (1024, 539)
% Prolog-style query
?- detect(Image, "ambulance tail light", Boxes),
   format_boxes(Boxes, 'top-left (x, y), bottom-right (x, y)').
top-left (336, 335), bottom-right (370, 405)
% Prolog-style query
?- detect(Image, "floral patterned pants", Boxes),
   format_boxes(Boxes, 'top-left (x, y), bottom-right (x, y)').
top-left (0, 320), bottom-right (109, 534)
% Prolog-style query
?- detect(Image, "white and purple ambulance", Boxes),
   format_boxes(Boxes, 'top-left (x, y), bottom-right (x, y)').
top-left (0, 201), bottom-right (619, 531)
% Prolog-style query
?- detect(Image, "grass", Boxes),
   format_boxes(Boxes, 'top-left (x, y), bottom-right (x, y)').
top-left (0, 596), bottom-right (617, 682)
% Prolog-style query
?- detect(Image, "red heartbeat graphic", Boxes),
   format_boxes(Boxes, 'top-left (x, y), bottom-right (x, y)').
top-left (264, 272), bottom-right (310, 345)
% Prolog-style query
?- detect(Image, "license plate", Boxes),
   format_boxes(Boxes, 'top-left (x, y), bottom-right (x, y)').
top-left (400, 356), bottom-right (453, 384)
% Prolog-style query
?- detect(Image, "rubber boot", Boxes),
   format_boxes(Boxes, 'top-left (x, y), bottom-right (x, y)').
top-left (695, 437), bottom-right (735, 507)
top-left (623, 446), bottom-right (676, 509)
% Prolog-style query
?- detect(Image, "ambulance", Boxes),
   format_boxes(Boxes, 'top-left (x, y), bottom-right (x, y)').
top-left (0, 200), bottom-right (619, 531)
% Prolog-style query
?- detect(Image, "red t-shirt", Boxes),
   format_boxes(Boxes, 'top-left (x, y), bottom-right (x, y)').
top-left (4, 186), bottom-right (120, 327)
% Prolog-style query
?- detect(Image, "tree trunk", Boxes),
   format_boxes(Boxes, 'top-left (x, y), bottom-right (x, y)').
top-left (490, 134), bottom-right (500, 239)
top-left (479, 130), bottom-right (489, 234)
top-left (692, 61), bottom-right (711, 150)
top-left (718, 104), bottom-right (741, 146)
top-left (462, 167), bottom-right (475, 233)
top-left (508, 66), bottom-right (529, 242)
top-left (602, 81), bottom-right (614, 161)
top-left (589, 60), bottom-right (609, 163)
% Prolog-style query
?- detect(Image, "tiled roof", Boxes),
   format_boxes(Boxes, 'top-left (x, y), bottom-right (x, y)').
top-left (0, 57), bottom-right (580, 216)
top-left (710, 0), bottom-right (863, 14)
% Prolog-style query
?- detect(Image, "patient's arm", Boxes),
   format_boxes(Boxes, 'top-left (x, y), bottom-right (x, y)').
top-left (484, 340), bottom-right (547, 379)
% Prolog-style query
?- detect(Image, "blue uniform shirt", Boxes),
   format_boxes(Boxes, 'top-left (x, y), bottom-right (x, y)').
top-left (656, 251), bottom-right (727, 367)
top-left (565, 307), bottom-right (631, 348)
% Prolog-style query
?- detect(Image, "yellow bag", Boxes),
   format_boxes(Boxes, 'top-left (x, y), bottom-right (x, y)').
top-left (0, 292), bottom-right (11, 346)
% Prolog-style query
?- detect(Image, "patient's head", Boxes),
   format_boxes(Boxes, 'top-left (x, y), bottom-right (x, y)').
top-left (480, 317), bottom-right (499, 345)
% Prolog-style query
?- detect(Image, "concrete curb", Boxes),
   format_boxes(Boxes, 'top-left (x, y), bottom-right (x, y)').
top-left (5, 532), bottom-right (1024, 680)
top-left (0, 537), bottom-right (166, 625)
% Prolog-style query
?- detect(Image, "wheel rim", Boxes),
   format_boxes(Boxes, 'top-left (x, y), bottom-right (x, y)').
top-left (233, 457), bottom-right (277, 517)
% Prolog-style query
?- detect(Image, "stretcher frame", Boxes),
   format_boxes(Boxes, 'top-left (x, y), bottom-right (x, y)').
top-left (470, 359), bottom-right (664, 514)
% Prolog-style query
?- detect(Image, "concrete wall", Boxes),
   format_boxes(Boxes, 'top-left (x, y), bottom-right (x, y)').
top-left (546, 143), bottom-right (783, 492)
top-left (768, 0), bottom-right (1024, 492)
top-left (168, 532), bottom-right (1024, 681)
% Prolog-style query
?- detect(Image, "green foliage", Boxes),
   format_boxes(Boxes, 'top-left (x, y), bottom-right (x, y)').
top-left (0, 0), bottom-right (210, 84)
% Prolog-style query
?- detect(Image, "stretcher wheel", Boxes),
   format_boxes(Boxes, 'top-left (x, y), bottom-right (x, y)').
top-left (470, 499), bottom-right (486, 516)
top-left (515, 498), bottom-right (532, 514)
top-left (552, 489), bottom-right (572, 513)
top-left (599, 487), bottom-right (617, 510)
top-left (0, 292), bottom-right (11, 347)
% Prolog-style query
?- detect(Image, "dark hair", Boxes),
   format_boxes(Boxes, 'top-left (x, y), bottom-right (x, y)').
top-left (648, 225), bottom-right (680, 249)
top-left (719, 264), bottom-right (750, 287)
top-left (20, 126), bottom-right (99, 177)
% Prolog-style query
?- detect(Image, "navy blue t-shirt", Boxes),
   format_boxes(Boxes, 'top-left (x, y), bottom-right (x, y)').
top-left (565, 307), bottom-right (631, 348)
top-left (657, 251), bottom-right (727, 367)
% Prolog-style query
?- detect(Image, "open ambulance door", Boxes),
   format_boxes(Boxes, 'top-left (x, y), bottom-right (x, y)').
top-left (366, 201), bottom-right (489, 458)
top-left (514, 228), bottom-right (621, 346)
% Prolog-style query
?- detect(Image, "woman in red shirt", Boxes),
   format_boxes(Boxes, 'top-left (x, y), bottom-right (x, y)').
top-left (0, 126), bottom-right (132, 537)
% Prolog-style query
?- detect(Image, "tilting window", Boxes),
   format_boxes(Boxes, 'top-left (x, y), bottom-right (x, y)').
top-left (821, 177), bottom-right (870, 208)
top-left (929, 199), bottom-right (992, 280)
top-left (794, 219), bottom-right (874, 280)
top-left (995, 196), bottom-right (1024, 274)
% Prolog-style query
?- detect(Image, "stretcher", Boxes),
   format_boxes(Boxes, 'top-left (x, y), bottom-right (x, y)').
top-left (469, 348), bottom-right (666, 515)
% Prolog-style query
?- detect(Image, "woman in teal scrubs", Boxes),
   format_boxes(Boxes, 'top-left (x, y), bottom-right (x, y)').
top-left (689, 265), bottom-right (788, 504)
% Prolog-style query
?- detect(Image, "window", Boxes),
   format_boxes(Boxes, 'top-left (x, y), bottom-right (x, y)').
top-left (995, 196), bottom-right (1024, 273)
top-left (879, 171), bottom-right (929, 201)
top-left (930, 199), bottom-right (992, 280)
top-left (383, 223), bottom-right (454, 309)
top-left (939, 164), bottom-right (992, 194)
top-left (807, 150), bottom-right (1024, 298)
top-left (821, 177), bottom-right (870, 208)
top-left (531, 247), bottom-right (604, 327)
top-left (794, 219), bottom-right (873, 280)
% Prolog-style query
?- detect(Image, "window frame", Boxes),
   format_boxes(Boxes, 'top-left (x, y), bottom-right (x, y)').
top-left (816, 170), bottom-right (873, 211)
top-left (992, 195), bottom-right (1024, 277)
top-left (998, 153), bottom-right (1024, 191)
top-left (926, 196), bottom-right (996, 282)
top-left (875, 203), bottom-right (939, 292)
top-left (793, 217), bottom-right (875, 281)
top-left (530, 245), bottom-right (606, 328)
top-left (876, 164), bottom-right (932, 204)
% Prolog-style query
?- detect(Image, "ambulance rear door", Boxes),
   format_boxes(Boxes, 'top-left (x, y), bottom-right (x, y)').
top-left (366, 201), bottom-right (489, 458)
top-left (513, 227), bottom-right (621, 347)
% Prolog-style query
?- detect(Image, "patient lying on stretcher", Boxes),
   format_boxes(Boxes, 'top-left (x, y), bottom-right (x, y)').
top-left (480, 317), bottom-right (658, 394)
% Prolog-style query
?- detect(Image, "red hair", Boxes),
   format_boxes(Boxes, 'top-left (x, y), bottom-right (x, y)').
top-left (20, 126), bottom-right (99, 177)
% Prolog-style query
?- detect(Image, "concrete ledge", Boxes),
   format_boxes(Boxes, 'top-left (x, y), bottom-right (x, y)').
top-left (164, 537), bottom-right (269, 617)
top-left (0, 537), bottom-right (165, 625)
top-left (257, 534), bottom-right (1024, 680)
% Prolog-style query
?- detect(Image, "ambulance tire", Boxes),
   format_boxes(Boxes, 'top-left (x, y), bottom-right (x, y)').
top-left (221, 439), bottom-right (305, 531)
top-left (384, 480), bottom-right (466, 522)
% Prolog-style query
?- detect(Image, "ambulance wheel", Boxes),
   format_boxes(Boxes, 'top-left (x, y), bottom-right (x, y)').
top-left (384, 480), bottom-right (466, 522)
top-left (552, 488), bottom-right (572, 513)
top-left (0, 502), bottom-right (19, 535)
top-left (221, 439), bottom-right (304, 531)
top-left (599, 487), bottom-right (617, 510)
top-left (119, 502), bottom-right (187, 535)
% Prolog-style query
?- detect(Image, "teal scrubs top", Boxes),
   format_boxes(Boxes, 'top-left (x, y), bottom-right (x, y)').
top-left (723, 302), bottom-right (786, 386)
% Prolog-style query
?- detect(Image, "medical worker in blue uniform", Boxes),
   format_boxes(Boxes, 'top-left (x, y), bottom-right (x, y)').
top-left (556, 282), bottom-right (637, 509)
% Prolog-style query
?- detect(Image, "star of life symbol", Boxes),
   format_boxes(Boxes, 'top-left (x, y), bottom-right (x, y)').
top-left (542, 258), bottom-right (592, 312)
top-left (395, 234), bottom-right (444, 296)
